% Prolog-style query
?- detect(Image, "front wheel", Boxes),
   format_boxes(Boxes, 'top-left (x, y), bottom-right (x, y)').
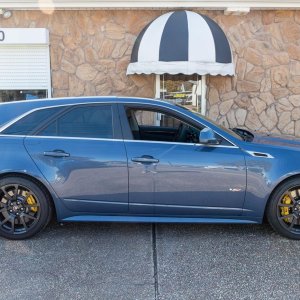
top-left (0, 177), bottom-right (52, 240)
top-left (267, 178), bottom-right (300, 239)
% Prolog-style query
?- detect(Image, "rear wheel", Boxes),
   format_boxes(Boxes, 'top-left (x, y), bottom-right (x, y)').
top-left (267, 178), bottom-right (300, 239)
top-left (0, 177), bottom-right (52, 240)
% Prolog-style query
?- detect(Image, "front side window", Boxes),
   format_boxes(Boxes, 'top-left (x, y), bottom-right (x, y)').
top-left (134, 110), bottom-right (182, 129)
top-left (37, 105), bottom-right (113, 139)
top-left (127, 108), bottom-right (201, 144)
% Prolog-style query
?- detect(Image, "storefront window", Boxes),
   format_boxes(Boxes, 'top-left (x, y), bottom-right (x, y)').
top-left (0, 90), bottom-right (48, 102)
top-left (156, 74), bottom-right (206, 115)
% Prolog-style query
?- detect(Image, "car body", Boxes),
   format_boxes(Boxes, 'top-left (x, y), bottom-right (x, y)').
top-left (0, 96), bottom-right (300, 239)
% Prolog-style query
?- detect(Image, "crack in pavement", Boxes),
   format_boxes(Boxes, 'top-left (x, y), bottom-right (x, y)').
top-left (152, 223), bottom-right (159, 300)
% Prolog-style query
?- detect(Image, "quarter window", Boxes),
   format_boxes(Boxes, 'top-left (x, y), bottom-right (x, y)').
top-left (38, 105), bottom-right (113, 139)
top-left (2, 106), bottom-right (63, 135)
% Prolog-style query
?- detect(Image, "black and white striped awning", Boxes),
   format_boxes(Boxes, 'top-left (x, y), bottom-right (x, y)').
top-left (127, 10), bottom-right (234, 76)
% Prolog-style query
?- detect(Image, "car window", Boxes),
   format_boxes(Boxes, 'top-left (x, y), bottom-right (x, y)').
top-left (126, 108), bottom-right (202, 143)
top-left (1, 106), bottom-right (63, 135)
top-left (37, 105), bottom-right (113, 139)
top-left (133, 110), bottom-right (182, 129)
top-left (126, 107), bottom-right (232, 145)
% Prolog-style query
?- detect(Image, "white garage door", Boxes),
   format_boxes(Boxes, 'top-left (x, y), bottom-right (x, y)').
top-left (0, 28), bottom-right (51, 102)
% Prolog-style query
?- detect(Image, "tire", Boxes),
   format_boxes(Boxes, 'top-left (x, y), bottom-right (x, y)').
top-left (267, 178), bottom-right (300, 240)
top-left (0, 177), bottom-right (52, 240)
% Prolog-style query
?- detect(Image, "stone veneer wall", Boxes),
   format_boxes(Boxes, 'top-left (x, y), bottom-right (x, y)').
top-left (207, 10), bottom-right (300, 137)
top-left (1, 10), bottom-right (300, 136)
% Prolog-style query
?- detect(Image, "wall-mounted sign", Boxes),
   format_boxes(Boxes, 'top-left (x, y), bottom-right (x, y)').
top-left (0, 28), bottom-right (49, 44)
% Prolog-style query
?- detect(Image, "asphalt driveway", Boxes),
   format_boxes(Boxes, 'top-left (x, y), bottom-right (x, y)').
top-left (0, 222), bottom-right (299, 300)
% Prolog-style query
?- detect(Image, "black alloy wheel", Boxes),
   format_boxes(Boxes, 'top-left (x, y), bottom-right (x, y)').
top-left (267, 178), bottom-right (300, 239)
top-left (0, 177), bottom-right (52, 240)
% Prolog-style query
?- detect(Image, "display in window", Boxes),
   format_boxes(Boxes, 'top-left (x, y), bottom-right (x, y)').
top-left (159, 74), bottom-right (202, 113)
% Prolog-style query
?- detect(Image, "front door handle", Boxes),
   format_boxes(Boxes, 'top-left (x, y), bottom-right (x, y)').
top-left (44, 150), bottom-right (70, 158)
top-left (131, 155), bottom-right (159, 164)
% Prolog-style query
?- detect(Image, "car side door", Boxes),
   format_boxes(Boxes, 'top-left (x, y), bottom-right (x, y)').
top-left (23, 103), bottom-right (129, 215)
top-left (119, 103), bottom-right (247, 217)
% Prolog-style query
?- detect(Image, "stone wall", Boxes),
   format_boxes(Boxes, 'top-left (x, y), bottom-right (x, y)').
top-left (1, 10), bottom-right (300, 136)
top-left (206, 10), bottom-right (300, 136)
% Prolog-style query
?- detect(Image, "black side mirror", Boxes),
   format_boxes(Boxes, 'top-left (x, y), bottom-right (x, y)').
top-left (199, 128), bottom-right (219, 145)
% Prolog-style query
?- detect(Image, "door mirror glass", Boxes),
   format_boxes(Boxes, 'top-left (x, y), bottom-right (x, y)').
top-left (199, 128), bottom-right (219, 145)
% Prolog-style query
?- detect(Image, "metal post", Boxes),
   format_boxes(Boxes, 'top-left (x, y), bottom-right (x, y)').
top-left (201, 75), bottom-right (207, 116)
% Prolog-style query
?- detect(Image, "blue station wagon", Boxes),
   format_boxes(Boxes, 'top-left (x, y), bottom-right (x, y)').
top-left (0, 97), bottom-right (300, 240)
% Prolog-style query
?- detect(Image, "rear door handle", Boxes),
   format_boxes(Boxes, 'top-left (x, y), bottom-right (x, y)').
top-left (131, 155), bottom-right (159, 164)
top-left (44, 150), bottom-right (70, 158)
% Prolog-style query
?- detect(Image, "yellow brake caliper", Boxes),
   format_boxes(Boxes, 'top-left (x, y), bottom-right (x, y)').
top-left (281, 194), bottom-right (291, 223)
top-left (26, 194), bottom-right (38, 213)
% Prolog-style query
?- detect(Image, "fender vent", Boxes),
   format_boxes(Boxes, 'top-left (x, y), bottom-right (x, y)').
top-left (246, 151), bottom-right (274, 158)
top-left (253, 152), bottom-right (268, 157)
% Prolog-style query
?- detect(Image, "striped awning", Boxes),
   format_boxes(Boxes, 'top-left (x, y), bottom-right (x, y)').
top-left (127, 10), bottom-right (234, 76)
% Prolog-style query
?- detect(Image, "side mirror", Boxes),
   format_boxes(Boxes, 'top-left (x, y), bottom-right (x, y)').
top-left (199, 128), bottom-right (219, 145)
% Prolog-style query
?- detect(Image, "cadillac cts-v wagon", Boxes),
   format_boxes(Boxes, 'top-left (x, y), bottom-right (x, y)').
top-left (0, 97), bottom-right (300, 240)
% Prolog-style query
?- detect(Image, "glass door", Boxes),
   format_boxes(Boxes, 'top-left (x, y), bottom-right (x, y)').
top-left (155, 74), bottom-right (207, 115)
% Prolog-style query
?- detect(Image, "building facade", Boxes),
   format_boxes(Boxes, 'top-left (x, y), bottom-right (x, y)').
top-left (1, 1), bottom-right (300, 136)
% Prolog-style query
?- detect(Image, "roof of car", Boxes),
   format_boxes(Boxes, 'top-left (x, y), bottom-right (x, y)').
top-left (0, 96), bottom-right (175, 127)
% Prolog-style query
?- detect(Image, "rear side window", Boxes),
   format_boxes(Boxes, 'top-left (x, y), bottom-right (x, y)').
top-left (2, 107), bottom-right (63, 135)
top-left (37, 105), bottom-right (113, 139)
